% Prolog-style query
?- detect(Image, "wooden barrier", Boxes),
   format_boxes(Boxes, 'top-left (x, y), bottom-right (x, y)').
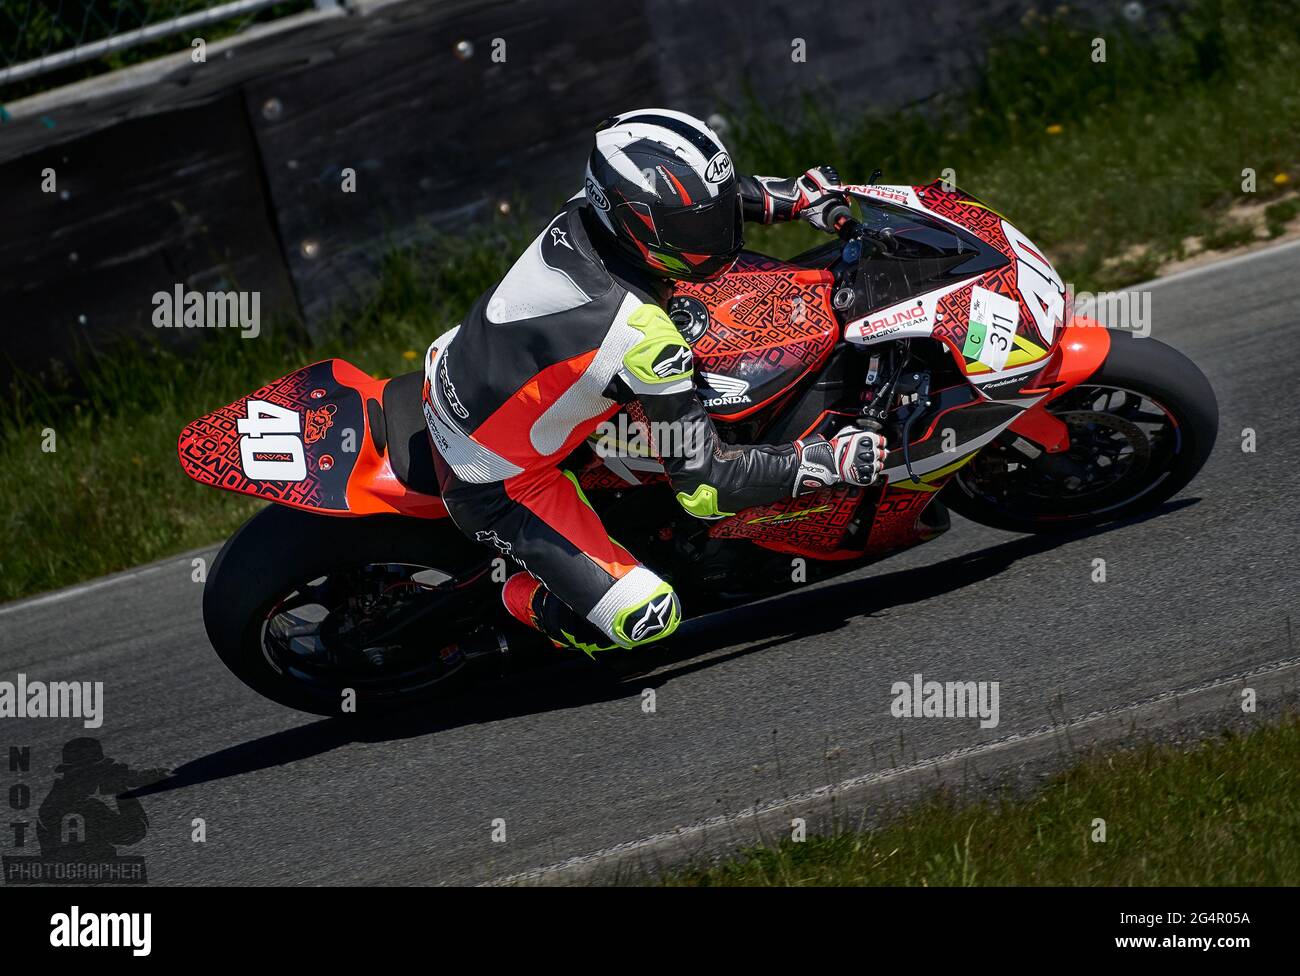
top-left (0, 0), bottom-right (1135, 385)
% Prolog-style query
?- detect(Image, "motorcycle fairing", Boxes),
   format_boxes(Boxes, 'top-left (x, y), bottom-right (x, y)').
top-left (609, 200), bottom-right (1090, 562)
top-left (707, 483), bottom-right (869, 559)
top-left (876, 398), bottom-right (1025, 485)
top-left (843, 275), bottom-right (976, 347)
top-left (704, 392), bottom-right (1020, 559)
top-left (671, 254), bottom-right (838, 421)
top-left (177, 359), bottom-right (446, 518)
top-left (840, 181), bottom-right (1066, 386)
top-left (655, 232), bottom-right (1050, 559)
top-left (865, 479), bottom-right (953, 553)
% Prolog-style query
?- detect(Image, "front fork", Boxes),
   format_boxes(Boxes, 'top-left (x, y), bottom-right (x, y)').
top-left (1006, 318), bottom-right (1112, 453)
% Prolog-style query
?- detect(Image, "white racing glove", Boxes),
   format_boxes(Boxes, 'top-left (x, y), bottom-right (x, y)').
top-left (793, 165), bottom-right (849, 233)
top-left (793, 427), bottom-right (889, 496)
top-left (748, 165), bottom-right (850, 231)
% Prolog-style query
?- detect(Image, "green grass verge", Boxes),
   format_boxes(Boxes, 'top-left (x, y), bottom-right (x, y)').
top-left (737, 0), bottom-right (1300, 287)
top-left (2, 0), bottom-right (1298, 601)
top-left (0, 230), bottom-right (531, 601)
top-left (1265, 197), bottom-right (1300, 238)
top-left (661, 715), bottom-right (1300, 886)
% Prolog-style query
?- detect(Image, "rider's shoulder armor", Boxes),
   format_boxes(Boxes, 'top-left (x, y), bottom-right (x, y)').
top-left (484, 206), bottom-right (615, 325)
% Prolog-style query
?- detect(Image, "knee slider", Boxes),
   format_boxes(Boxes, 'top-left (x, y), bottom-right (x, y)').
top-left (609, 581), bottom-right (681, 648)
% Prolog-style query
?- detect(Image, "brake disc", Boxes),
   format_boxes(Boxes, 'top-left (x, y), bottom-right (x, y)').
top-left (1053, 409), bottom-right (1152, 500)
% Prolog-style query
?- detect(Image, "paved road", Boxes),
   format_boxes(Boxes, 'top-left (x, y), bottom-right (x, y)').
top-left (2, 241), bottom-right (1298, 885)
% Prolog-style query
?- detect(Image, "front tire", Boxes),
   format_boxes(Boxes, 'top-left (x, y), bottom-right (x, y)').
top-left (944, 330), bottom-right (1218, 533)
top-left (203, 505), bottom-right (493, 717)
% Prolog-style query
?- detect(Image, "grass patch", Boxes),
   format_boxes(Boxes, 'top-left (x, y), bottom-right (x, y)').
top-left (1201, 220), bottom-right (1260, 252)
top-left (1265, 196), bottom-right (1300, 237)
top-left (662, 715), bottom-right (1300, 886)
top-left (733, 0), bottom-right (1300, 290)
top-left (0, 226), bottom-right (532, 602)
top-left (2, 0), bottom-right (1298, 600)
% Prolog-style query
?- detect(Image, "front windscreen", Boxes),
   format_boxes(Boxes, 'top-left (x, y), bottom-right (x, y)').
top-left (853, 199), bottom-right (1008, 313)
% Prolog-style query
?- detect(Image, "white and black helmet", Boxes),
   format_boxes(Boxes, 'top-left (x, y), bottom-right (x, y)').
top-left (584, 108), bottom-right (743, 282)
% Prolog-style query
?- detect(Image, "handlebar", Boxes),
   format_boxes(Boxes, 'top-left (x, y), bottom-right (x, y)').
top-left (825, 203), bottom-right (860, 240)
top-left (831, 200), bottom-right (899, 254)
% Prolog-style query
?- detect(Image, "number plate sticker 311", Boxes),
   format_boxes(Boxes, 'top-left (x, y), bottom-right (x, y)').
top-left (961, 286), bottom-right (1021, 372)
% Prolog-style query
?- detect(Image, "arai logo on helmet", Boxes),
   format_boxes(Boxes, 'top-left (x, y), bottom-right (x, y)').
top-left (704, 151), bottom-right (733, 184)
top-left (585, 177), bottom-right (610, 211)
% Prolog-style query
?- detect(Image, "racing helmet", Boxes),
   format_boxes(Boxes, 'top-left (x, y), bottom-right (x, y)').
top-left (584, 108), bottom-right (743, 282)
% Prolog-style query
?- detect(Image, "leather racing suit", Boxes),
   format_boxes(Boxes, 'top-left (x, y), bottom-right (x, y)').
top-left (424, 173), bottom-right (857, 652)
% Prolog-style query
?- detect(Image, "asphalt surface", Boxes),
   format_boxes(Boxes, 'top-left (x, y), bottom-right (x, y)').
top-left (2, 240), bottom-right (1298, 885)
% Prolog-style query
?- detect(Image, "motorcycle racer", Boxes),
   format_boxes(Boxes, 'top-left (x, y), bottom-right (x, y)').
top-left (424, 108), bottom-right (888, 654)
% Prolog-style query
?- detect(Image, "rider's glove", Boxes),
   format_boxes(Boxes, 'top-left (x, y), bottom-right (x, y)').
top-left (793, 165), bottom-right (849, 233)
top-left (793, 427), bottom-right (889, 496)
top-left (746, 165), bottom-right (849, 230)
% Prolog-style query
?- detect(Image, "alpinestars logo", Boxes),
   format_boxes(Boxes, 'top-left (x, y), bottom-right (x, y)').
top-left (629, 593), bottom-right (674, 642)
top-left (698, 371), bottom-right (751, 406)
top-left (549, 227), bottom-right (573, 250)
top-left (474, 529), bottom-right (530, 573)
top-left (652, 345), bottom-right (693, 378)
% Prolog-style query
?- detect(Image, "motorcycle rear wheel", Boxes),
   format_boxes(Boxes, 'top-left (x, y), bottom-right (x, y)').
top-left (943, 330), bottom-right (1218, 533)
top-left (203, 505), bottom-right (494, 717)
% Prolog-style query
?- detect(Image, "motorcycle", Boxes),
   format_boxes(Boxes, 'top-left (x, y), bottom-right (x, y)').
top-left (178, 179), bottom-right (1218, 716)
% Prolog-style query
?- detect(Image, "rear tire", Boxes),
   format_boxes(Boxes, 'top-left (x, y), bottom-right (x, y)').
top-left (204, 505), bottom-right (491, 717)
top-left (944, 331), bottom-right (1218, 533)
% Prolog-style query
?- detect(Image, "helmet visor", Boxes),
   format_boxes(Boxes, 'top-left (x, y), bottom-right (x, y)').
top-left (651, 186), bottom-right (743, 254)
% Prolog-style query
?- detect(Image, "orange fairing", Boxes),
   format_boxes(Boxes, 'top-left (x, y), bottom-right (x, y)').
top-left (176, 359), bottom-right (446, 519)
top-left (1021, 317), bottom-right (1111, 392)
top-left (344, 373), bottom-right (447, 519)
top-left (1009, 318), bottom-right (1112, 451)
top-left (674, 259), bottom-right (838, 422)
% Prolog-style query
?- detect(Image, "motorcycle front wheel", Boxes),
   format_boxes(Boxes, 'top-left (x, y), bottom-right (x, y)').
top-left (943, 330), bottom-right (1218, 533)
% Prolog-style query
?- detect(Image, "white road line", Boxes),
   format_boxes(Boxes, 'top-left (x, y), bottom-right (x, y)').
top-left (0, 564), bottom-right (168, 618)
top-left (0, 547), bottom-right (217, 618)
top-left (487, 654), bottom-right (1300, 885)
top-left (1137, 236), bottom-right (1300, 291)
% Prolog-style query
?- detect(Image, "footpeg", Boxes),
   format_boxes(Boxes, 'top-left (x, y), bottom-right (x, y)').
top-left (456, 627), bottom-right (511, 676)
